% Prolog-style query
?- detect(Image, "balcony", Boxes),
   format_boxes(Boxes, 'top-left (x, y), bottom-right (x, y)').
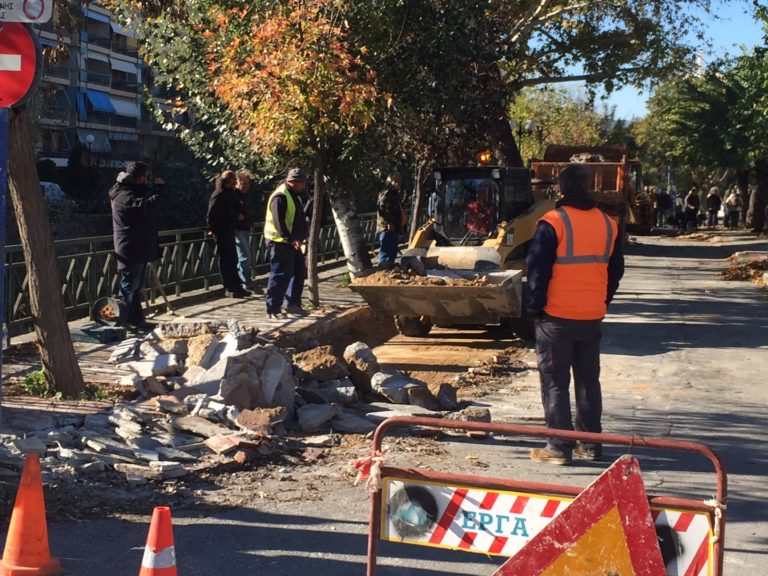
top-left (40, 106), bottom-right (71, 123)
top-left (111, 77), bottom-right (139, 93)
top-left (84, 71), bottom-right (112, 87)
top-left (83, 34), bottom-right (112, 50)
top-left (43, 64), bottom-right (70, 80)
top-left (111, 41), bottom-right (139, 58)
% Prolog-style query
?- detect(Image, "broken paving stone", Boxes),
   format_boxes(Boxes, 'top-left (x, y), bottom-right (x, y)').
top-left (446, 406), bottom-right (492, 423)
top-left (317, 379), bottom-right (358, 405)
top-left (343, 341), bottom-right (380, 392)
top-left (330, 413), bottom-right (376, 434)
top-left (236, 407), bottom-right (287, 436)
top-left (371, 371), bottom-right (427, 405)
top-left (436, 383), bottom-right (459, 411)
top-left (125, 474), bottom-right (149, 487)
top-left (76, 461), bottom-right (107, 476)
top-left (155, 395), bottom-right (188, 415)
top-left (174, 415), bottom-right (233, 439)
top-left (406, 387), bottom-right (440, 411)
top-left (188, 344), bottom-right (296, 417)
top-left (186, 334), bottom-right (221, 369)
top-left (204, 435), bottom-right (241, 455)
top-left (297, 403), bottom-right (343, 433)
top-left (140, 338), bottom-right (189, 359)
top-left (114, 463), bottom-right (163, 481)
top-left (154, 321), bottom-right (217, 339)
top-left (133, 449), bottom-right (161, 462)
top-left (156, 447), bottom-right (197, 462)
top-left (293, 345), bottom-right (350, 382)
top-left (227, 318), bottom-right (259, 350)
top-left (83, 414), bottom-right (111, 429)
top-left (300, 434), bottom-right (335, 448)
top-left (363, 402), bottom-right (442, 424)
top-left (145, 377), bottom-right (169, 396)
top-left (128, 355), bottom-right (180, 378)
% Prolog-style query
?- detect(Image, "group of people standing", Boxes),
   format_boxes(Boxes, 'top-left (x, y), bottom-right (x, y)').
top-left (206, 168), bottom-right (310, 319)
top-left (638, 185), bottom-right (744, 231)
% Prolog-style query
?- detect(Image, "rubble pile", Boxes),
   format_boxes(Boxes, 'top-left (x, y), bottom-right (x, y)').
top-left (353, 270), bottom-right (491, 287)
top-left (1, 319), bottom-right (489, 486)
top-left (720, 257), bottom-right (768, 283)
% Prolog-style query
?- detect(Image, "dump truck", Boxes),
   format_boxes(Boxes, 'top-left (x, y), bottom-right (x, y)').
top-left (350, 165), bottom-right (555, 337)
top-left (529, 144), bottom-right (640, 232)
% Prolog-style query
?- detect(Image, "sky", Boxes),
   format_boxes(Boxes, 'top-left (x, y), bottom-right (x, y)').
top-left (602, 5), bottom-right (766, 120)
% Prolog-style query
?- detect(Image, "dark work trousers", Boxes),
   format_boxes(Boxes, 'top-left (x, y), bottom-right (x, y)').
top-left (215, 233), bottom-right (241, 292)
top-left (266, 242), bottom-right (306, 314)
top-left (118, 261), bottom-right (147, 324)
top-left (378, 230), bottom-right (399, 265)
top-left (535, 315), bottom-right (603, 455)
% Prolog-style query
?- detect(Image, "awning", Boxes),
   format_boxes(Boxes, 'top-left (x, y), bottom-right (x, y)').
top-left (86, 90), bottom-right (116, 113)
top-left (110, 21), bottom-right (137, 38)
top-left (76, 129), bottom-right (112, 153)
top-left (110, 58), bottom-right (139, 75)
top-left (111, 97), bottom-right (141, 118)
top-left (83, 51), bottom-right (110, 63)
top-left (84, 9), bottom-right (110, 24)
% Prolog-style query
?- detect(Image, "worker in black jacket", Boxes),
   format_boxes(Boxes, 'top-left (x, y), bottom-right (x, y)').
top-left (109, 161), bottom-right (159, 331)
top-left (207, 170), bottom-right (251, 298)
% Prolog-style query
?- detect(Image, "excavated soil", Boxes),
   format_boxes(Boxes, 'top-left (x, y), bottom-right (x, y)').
top-left (353, 270), bottom-right (491, 287)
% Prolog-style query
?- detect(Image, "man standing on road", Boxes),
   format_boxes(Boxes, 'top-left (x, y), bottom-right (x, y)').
top-left (376, 172), bottom-right (406, 269)
top-left (109, 161), bottom-right (159, 331)
top-left (235, 171), bottom-right (254, 291)
top-left (525, 163), bottom-right (624, 465)
top-left (263, 168), bottom-right (309, 319)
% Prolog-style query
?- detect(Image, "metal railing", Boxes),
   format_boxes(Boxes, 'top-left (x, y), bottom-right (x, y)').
top-left (4, 212), bottom-right (380, 341)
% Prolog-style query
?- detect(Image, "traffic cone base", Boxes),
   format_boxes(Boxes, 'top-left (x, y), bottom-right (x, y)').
top-left (0, 454), bottom-right (62, 576)
top-left (138, 507), bottom-right (177, 576)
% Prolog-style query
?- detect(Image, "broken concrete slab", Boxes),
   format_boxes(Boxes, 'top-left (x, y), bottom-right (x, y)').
top-left (11, 437), bottom-right (47, 455)
top-left (293, 345), bottom-right (350, 382)
top-left (173, 415), bottom-right (233, 439)
top-left (436, 383), bottom-right (459, 411)
top-left (297, 403), bottom-right (343, 433)
top-left (154, 321), bottom-right (217, 339)
top-left (140, 338), bottom-right (189, 360)
top-left (330, 413), bottom-right (376, 434)
top-left (114, 463), bottom-right (163, 481)
top-left (363, 403), bottom-right (442, 424)
top-left (343, 341), bottom-right (379, 392)
top-left (406, 387), bottom-right (440, 411)
top-left (227, 318), bottom-right (260, 350)
top-left (186, 334), bottom-right (221, 369)
top-left (316, 380), bottom-right (358, 405)
top-left (154, 395), bottom-right (188, 415)
top-left (188, 344), bottom-right (296, 417)
top-left (127, 355), bottom-right (180, 378)
top-left (371, 371), bottom-right (428, 405)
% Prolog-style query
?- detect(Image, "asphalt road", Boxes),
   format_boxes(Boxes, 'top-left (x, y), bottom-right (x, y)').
top-left (35, 232), bottom-right (768, 574)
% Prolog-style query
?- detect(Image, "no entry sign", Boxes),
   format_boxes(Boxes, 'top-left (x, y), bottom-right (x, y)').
top-left (0, 0), bottom-right (53, 23)
top-left (0, 22), bottom-right (40, 108)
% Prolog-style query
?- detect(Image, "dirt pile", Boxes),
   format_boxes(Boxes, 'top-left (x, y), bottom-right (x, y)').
top-left (353, 270), bottom-right (490, 287)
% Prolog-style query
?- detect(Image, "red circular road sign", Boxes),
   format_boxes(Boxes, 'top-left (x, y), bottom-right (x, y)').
top-left (0, 23), bottom-right (39, 108)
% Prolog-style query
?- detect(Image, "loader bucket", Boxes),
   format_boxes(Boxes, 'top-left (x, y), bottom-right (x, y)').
top-left (350, 270), bottom-right (524, 325)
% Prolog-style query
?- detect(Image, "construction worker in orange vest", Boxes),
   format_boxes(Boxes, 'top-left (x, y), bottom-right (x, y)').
top-left (525, 163), bottom-right (624, 466)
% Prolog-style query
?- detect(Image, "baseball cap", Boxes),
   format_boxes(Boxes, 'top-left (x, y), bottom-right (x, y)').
top-left (286, 168), bottom-right (307, 182)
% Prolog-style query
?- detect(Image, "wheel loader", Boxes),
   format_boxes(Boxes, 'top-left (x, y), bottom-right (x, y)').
top-left (350, 165), bottom-right (555, 337)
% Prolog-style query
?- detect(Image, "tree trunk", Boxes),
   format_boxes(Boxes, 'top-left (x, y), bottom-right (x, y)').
top-left (327, 188), bottom-right (372, 279)
top-left (306, 150), bottom-right (326, 307)
top-left (747, 161), bottom-right (768, 232)
top-left (408, 160), bottom-right (429, 241)
top-left (736, 170), bottom-right (749, 226)
top-left (7, 107), bottom-right (85, 397)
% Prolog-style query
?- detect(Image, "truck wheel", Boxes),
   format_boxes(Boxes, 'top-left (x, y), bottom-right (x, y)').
top-left (395, 315), bottom-right (433, 337)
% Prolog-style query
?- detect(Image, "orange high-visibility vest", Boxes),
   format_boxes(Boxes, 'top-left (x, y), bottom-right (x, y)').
top-left (539, 206), bottom-right (618, 320)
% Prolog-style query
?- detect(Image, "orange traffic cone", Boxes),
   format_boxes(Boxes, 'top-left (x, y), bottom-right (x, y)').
top-left (138, 507), bottom-right (177, 576)
top-left (0, 452), bottom-right (62, 575)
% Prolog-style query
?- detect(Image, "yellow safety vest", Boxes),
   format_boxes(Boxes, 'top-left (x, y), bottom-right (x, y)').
top-left (263, 184), bottom-right (296, 243)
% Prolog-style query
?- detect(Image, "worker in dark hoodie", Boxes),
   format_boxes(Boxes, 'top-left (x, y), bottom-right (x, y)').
top-left (525, 163), bottom-right (624, 466)
top-left (109, 161), bottom-right (159, 331)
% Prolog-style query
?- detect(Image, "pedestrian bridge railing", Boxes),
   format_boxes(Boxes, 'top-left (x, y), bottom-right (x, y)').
top-left (3, 212), bottom-right (379, 342)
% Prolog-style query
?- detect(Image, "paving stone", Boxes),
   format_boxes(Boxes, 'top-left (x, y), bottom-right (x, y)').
top-left (11, 437), bottom-right (47, 454)
top-left (297, 403), bottom-right (343, 433)
top-left (330, 413), bottom-right (376, 434)
top-left (127, 355), bottom-right (180, 378)
top-left (174, 415), bottom-right (233, 439)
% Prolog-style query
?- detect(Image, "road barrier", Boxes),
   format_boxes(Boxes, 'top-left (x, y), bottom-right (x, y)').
top-left (364, 417), bottom-right (727, 576)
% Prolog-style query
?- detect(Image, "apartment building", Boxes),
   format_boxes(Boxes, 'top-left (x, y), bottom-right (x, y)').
top-left (33, 4), bottom-right (173, 173)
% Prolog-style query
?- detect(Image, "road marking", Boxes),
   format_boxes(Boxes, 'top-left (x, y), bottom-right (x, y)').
top-left (0, 54), bottom-right (22, 72)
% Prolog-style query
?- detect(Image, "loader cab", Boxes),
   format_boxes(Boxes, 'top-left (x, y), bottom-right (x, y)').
top-left (432, 166), bottom-right (533, 245)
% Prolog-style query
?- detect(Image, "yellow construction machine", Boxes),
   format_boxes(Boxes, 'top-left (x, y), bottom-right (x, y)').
top-left (350, 165), bottom-right (555, 337)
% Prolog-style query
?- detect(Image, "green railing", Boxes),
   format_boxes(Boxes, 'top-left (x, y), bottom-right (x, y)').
top-left (4, 212), bottom-right (380, 340)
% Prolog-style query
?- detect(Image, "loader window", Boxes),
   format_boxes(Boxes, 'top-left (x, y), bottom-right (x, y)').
top-left (440, 178), bottom-right (498, 244)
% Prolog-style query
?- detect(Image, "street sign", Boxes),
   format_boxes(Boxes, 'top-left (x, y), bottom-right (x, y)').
top-left (493, 456), bottom-right (666, 575)
top-left (0, 22), bottom-right (40, 107)
top-left (0, 0), bottom-right (52, 24)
